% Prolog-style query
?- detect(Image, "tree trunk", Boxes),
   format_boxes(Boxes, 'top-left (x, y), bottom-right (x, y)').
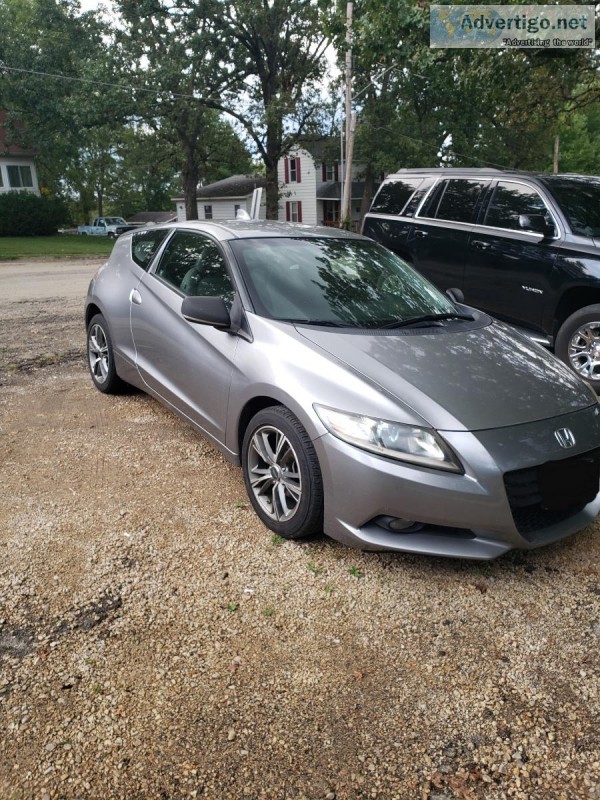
top-left (182, 144), bottom-right (199, 220)
top-left (265, 158), bottom-right (280, 220)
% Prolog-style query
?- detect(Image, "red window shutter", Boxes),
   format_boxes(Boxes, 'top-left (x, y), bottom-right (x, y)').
top-left (322, 163), bottom-right (327, 182)
top-left (297, 201), bottom-right (303, 223)
top-left (285, 201), bottom-right (291, 222)
top-left (296, 158), bottom-right (301, 183)
top-left (334, 162), bottom-right (339, 182)
top-left (284, 159), bottom-right (289, 183)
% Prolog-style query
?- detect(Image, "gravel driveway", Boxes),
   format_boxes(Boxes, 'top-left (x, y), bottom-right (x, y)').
top-left (1, 259), bottom-right (599, 800)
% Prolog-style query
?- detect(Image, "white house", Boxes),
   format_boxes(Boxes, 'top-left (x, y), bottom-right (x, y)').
top-left (174, 175), bottom-right (267, 222)
top-left (278, 138), bottom-right (371, 229)
top-left (173, 139), bottom-right (376, 226)
top-left (0, 111), bottom-right (40, 195)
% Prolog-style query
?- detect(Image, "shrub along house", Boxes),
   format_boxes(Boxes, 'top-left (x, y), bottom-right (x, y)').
top-left (0, 111), bottom-right (40, 195)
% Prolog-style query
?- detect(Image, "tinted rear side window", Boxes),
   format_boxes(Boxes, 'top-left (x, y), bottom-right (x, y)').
top-left (371, 178), bottom-right (424, 215)
top-left (434, 180), bottom-right (486, 223)
top-left (131, 228), bottom-right (170, 270)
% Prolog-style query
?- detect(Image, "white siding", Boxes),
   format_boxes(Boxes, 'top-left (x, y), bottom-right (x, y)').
top-left (175, 196), bottom-right (266, 222)
top-left (278, 146), bottom-right (317, 225)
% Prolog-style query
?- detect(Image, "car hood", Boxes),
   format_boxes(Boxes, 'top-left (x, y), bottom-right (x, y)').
top-left (296, 320), bottom-right (596, 431)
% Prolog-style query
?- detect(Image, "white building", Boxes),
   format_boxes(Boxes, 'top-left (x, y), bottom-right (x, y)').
top-left (174, 175), bottom-right (267, 222)
top-left (0, 111), bottom-right (40, 195)
top-left (278, 138), bottom-right (372, 229)
top-left (173, 139), bottom-right (377, 227)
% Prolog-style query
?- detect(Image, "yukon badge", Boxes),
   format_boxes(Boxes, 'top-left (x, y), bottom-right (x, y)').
top-left (555, 428), bottom-right (576, 449)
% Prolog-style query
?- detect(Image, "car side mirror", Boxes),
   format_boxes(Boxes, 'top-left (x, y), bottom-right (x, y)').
top-left (446, 287), bottom-right (464, 304)
top-left (519, 214), bottom-right (555, 237)
top-left (181, 296), bottom-right (231, 328)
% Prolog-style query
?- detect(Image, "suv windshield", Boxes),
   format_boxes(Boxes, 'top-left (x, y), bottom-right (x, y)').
top-left (542, 177), bottom-right (600, 238)
top-left (231, 237), bottom-right (456, 327)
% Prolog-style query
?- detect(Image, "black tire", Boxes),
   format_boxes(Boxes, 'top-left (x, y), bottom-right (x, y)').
top-left (86, 313), bottom-right (128, 394)
top-left (241, 405), bottom-right (324, 539)
top-left (555, 305), bottom-right (600, 391)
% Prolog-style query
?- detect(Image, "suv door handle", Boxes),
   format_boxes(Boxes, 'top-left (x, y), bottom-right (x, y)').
top-left (471, 240), bottom-right (491, 251)
top-left (129, 288), bottom-right (142, 305)
top-left (414, 230), bottom-right (428, 239)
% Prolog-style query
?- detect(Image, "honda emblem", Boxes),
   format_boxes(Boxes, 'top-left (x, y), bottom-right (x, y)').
top-left (554, 428), bottom-right (576, 449)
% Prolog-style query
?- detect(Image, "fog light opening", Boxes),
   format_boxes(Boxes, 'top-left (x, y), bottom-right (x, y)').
top-left (376, 516), bottom-right (425, 533)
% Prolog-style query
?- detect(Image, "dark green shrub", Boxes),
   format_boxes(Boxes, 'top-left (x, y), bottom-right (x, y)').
top-left (0, 191), bottom-right (68, 236)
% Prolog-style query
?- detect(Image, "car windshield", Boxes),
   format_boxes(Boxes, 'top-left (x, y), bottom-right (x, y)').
top-left (230, 237), bottom-right (456, 327)
top-left (542, 176), bottom-right (600, 238)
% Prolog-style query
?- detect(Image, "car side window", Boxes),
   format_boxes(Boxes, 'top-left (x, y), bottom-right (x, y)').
top-left (131, 228), bottom-right (170, 270)
top-left (155, 231), bottom-right (235, 306)
top-left (484, 181), bottom-right (554, 232)
top-left (433, 179), bottom-right (487, 223)
top-left (371, 178), bottom-right (424, 215)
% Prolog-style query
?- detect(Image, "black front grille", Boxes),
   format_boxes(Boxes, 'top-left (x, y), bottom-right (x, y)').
top-left (504, 448), bottom-right (600, 539)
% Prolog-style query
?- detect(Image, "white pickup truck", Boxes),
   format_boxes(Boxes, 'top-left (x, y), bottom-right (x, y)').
top-left (77, 216), bottom-right (137, 238)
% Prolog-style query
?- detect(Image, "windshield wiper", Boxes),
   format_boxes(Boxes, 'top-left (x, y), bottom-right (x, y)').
top-left (380, 312), bottom-right (474, 330)
top-left (280, 318), bottom-right (353, 328)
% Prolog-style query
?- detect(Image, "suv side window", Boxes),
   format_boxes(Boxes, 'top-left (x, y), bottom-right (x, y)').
top-left (371, 177), bottom-right (424, 216)
top-left (484, 181), bottom-right (553, 232)
top-left (131, 228), bottom-right (170, 270)
top-left (154, 231), bottom-right (235, 306)
top-left (434, 180), bottom-right (486, 223)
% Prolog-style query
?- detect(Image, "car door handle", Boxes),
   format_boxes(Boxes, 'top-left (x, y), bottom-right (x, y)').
top-left (129, 289), bottom-right (142, 305)
top-left (414, 230), bottom-right (428, 239)
top-left (471, 240), bottom-right (491, 251)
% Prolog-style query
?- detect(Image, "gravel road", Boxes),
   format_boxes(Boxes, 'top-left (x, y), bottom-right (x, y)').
top-left (1, 258), bottom-right (599, 800)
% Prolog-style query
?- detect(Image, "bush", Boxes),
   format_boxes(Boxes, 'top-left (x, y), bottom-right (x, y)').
top-left (0, 191), bottom-right (68, 236)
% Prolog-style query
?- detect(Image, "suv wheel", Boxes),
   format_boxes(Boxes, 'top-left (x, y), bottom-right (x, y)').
top-left (556, 305), bottom-right (600, 391)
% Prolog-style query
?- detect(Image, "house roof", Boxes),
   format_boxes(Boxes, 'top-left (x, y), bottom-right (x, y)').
top-left (0, 111), bottom-right (36, 156)
top-left (174, 174), bottom-right (266, 200)
top-left (317, 181), bottom-right (380, 201)
top-left (127, 211), bottom-right (177, 224)
top-left (292, 137), bottom-right (340, 164)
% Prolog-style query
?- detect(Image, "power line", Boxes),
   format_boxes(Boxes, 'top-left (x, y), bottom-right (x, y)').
top-left (0, 63), bottom-right (203, 101)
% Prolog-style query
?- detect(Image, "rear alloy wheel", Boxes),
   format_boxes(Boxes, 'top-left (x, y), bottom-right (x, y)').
top-left (87, 313), bottom-right (127, 394)
top-left (556, 305), bottom-right (600, 391)
top-left (242, 406), bottom-right (323, 539)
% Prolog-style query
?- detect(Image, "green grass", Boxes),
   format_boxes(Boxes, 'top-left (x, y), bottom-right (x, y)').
top-left (0, 235), bottom-right (115, 260)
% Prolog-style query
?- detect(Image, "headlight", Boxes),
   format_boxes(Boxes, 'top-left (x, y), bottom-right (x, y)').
top-left (314, 404), bottom-right (463, 473)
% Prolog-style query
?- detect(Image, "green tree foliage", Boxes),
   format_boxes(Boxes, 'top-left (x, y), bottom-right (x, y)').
top-left (345, 0), bottom-right (599, 177)
top-left (0, 0), bottom-right (108, 192)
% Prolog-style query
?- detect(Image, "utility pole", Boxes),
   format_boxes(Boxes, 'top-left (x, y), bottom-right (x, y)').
top-left (553, 135), bottom-right (560, 174)
top-left (340, 1), bottom-right (353, 228)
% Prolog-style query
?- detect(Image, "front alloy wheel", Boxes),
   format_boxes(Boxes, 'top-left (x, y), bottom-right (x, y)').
top-left (568, 322), bottom-right (600, 383)
top-left (242, 406), bottom-right (323, 539)
top-left (247, 425), bottom-right (302, 523)
top-left (556, 305), bottom-right (600, 392)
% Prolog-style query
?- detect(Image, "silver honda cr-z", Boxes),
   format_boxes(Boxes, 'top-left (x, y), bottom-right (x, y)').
top-left (85, 221), bottom-right (600, 559)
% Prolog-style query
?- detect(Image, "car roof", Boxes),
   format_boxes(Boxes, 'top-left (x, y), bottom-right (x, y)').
top-left (132, 219), bottom-right (367, 243)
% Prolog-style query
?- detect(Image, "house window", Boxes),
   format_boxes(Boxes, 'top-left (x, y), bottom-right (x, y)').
top-left (284, 157), bottom-right (301, 184)
top-left (286, 201), bottom-right (303, 223)
top-left (321, 162), bottom-right (339, 182)
top-left (7, 165), bottom-right (33, 188)
top-left (234, 204), bottom-right (241, 217)
top-left (204, 205), bottom-right (213, 220)
top-left (323, 201), bottom-right (339, 222)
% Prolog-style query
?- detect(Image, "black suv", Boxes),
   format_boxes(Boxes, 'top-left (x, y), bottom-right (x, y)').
top-left (362, 168), bottom-right (600, 390)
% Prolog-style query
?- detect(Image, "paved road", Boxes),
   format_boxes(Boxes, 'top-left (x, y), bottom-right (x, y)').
top-left (0, 258), bottom-right (103, 303)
